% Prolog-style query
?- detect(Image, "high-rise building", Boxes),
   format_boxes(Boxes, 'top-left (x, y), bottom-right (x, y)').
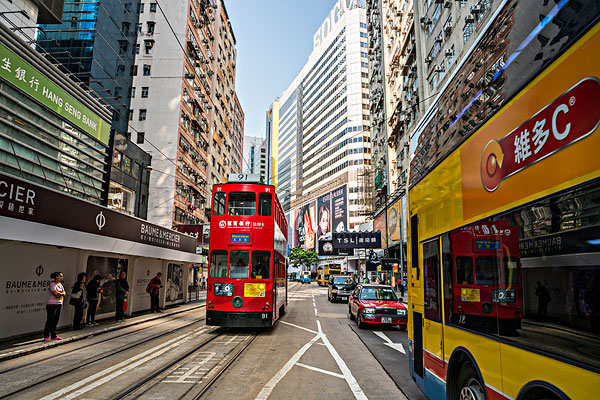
top-left (0, 0), bottom-right (63, 41)
top-left (242, 136), bottom-right (266, 181)
top-left (35, 0), bottom-right (152, 218)
top-left (129, 0), bottom-right (216, 229)
top-left (206, 1), bottom-right (243, 187)
top-left (265, 100), bottom-right (279, 189)
top-left (272, 0), bottom-right (371, 233)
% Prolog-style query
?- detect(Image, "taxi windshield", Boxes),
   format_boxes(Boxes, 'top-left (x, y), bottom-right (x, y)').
top-left (360, 288), bottom-right (398, 301)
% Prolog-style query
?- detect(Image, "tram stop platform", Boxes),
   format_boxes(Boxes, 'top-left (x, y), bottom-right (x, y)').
top-left (0, 294), bottom-right (206, 363)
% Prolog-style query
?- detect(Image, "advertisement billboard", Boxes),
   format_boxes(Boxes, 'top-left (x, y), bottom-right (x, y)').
top-left (317, 192), bottom-right (332, 241)
top-left (86, 256), bottom-right (128, 316)
top-left (294, 202), bottom-right (316, 250)
top-left (374, 213), bottom-right (387, 248)
top-left (331, 185), bottom-right (347, 233)
top-left (387, 199), bottom-right (401, 244)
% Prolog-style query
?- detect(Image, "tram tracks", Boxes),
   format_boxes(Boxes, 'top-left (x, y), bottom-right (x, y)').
top-left (0, 310), bottom-right (207, 399)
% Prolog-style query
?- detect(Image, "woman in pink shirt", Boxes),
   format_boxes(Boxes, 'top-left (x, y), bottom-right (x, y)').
top-left (44, 271), bottom-right (66, 341)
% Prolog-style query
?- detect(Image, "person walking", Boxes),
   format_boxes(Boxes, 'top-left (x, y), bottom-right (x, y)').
top-left (115, 271), bottom-right (129, 322)
top-left (535, 281), bottom-right (551, 321)
top-left (147, 272), bottom-right (163, 313)
top-left (86, 275), bottom-right (103, 326)
top-left (70, 273), bottom-right (87, 330)
top-left (44, 272), bottom-right (66, 341)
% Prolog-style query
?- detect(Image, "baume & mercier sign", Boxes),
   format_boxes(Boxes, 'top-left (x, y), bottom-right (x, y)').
top-left (0, 172), bottom-right (196, 253)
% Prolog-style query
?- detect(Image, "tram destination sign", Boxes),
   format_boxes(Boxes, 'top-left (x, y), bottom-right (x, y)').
top-left (0, 172), bottom-right (196, 253)
top-left (332, 231), bottom-right (381, 249)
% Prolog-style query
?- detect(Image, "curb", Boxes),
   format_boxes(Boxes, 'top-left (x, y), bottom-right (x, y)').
top-left (0, 302), bottom-right (206, 363)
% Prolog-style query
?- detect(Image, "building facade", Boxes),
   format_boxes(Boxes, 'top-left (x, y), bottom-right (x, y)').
top-left (242, 135), bottom-right (266, 181)
top-left (35, 0), bottom-right (153, 218)
top-left (273, 0), bottom-right (372, 234)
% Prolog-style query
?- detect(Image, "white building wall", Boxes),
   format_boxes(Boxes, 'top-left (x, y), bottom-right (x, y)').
top-left (130, 2), bottom-right (187, 228)
top-left (0, 0), bottom-right (39, 43)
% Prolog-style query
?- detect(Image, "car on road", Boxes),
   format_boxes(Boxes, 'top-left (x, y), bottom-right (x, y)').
top-left (348, 284), bottom-right (407, 330)
top-left (328, 275), bottom-right (356, 302)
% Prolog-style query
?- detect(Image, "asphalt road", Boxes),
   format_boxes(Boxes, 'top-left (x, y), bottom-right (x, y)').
top-left (0, 282), bottom-right (425, 399)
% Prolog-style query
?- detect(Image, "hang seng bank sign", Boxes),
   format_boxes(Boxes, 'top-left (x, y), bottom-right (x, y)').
top-left (0, 172), bottom-right (196, 253)
top-left (0, 42), bottom-right (110, 146)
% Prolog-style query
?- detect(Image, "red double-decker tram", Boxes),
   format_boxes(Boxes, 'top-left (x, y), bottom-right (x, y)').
top-left (206, 177), bottom-right (288, 327)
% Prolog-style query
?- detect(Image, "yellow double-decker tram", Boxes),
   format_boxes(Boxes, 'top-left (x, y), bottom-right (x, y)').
top-left (407, 2), bottom-right (600, 400)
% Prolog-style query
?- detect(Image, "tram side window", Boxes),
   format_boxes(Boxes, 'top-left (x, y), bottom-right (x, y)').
top-left (503, 256), bottom-right (520, 285)
top-left (258, 193), bottom-right (272, 216)
top-left (210, 250), bottom-right (228, 278)
top-left (228, 192), bottom-right (255, 216)
top-left (213, 192), bottom-right (226, 216)
top-left (251, 251), bottom-right (270, 279)
top-left (229, 250), bottom-right (249, 278)
top-left (456, 257), bottom-right (473, 284)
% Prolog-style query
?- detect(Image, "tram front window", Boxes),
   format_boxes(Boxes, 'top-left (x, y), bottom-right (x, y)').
top-left (228, 192), bottom-right (256, 216)
top-left (456, 256), bottom-right (474, 284)
top-left (251, 251), bottom-right (270, 279)
top-left (475, 256), bottom-right (499, 285)
top-left (210, 250), bottom-right (228, 278)
top-left (230, 251), bottom-right (249, 278)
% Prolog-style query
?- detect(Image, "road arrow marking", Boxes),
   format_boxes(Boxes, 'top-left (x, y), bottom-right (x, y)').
top-left (373, 331), bottom-right (406, 354)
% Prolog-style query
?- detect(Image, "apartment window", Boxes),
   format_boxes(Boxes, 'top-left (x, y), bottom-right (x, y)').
top-left (124, 3), bottom-right (132, 13)
top-left (125, 131), bottom-right (132, 141)
top-left (150, 3), bottom-right (157, 12)
top-left (117, 64), bottom-right (125, 76)
top-left (147, 21), bottom-right (155, 35)
top-left (463, 22), bottom-right (474, 43)
top-left (137, 2), bottom-right (144, 13)
top-left (131, 65), bottom-right (138, 76)
top-left (129, 110), bottom-right (133, 121)
top-left (130, 87), bottom-right (136, 98)
top-left (137, 131), bottom-right (145, 144)
top-left (139, 109), bottom-right (147, 121)
top-left (144, 40), bottom-right (154, 54)
top-left (118, 40), bottom-right (128, 54)
top-left (143, 64), bottom-right (151, 76)
top-left (114, 87), bottom-right (122, 101)
top-left (135, 23), bottom-right (143, 34)
top-left (141, 87), bottom-right (149, 98)
top-left (122, 22), bottom-right (130, 35)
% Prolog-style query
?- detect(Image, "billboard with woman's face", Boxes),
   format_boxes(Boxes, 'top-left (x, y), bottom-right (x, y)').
top-left (317, 193), bottom-right (332, 241)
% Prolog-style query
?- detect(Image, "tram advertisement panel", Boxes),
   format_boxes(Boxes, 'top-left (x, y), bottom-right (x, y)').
top-left (317, 192), bottom-right (332, 241)
top-left (331, 185), bottom-right (347, 233)
top-left (0, 244), bottom-right (77, 339)
top-left (460, 28), bottom-right (600, 221)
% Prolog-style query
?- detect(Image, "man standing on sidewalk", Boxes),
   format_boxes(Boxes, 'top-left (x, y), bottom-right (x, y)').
top-left (147, 272), bottom-right (163, 313)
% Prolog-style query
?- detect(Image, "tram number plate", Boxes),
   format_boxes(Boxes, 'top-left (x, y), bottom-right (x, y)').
top-left (381, 317), bottom-right (392, 323)
top-left (261, 313), bottom-right (269, 320)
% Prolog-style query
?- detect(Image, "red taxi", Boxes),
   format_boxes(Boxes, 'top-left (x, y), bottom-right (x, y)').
top-left (348, 284), bottom-right (407, 330)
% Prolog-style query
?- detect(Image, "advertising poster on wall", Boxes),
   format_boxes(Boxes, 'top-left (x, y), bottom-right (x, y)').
top-left (401, 195), bottom-right (407, 243)
top-left (166, 263), bottom-right (184, 304)
top-left (132, 260), bottom-right (162, 312)
top-left (86, 256), bottom-right (128, 317)
top-left (294, 202), bottom-right (316, 250)
top-left (331, 185), bottom-right (348, 233)
top-left (0, 244), bottom-right (78, 339)
top-left (374, 213), bottom-right (388, 248)
top-left (317, 192), bottom-right (332, 241)
top-left (387, 199), bottom-right (401, 244)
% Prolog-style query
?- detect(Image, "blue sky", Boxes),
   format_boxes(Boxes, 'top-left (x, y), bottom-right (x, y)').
top-left (226, 0), bottom-right (338, 140)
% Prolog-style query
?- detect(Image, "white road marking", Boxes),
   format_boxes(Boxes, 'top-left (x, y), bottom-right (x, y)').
top-left (373, 331), bottom-right (406, 354)
top-left (40, 328), bottom-right (208, 400)
top-left (163, 352), bottom-right (216, 384)
top-left (255, 332), bottom-right (322, 400)
top-left (279, 320), bottom-right (318, 334)
top-left (295, 362), bottom-right (345, 379)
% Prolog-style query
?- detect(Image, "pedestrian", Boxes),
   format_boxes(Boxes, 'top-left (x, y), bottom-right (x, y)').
top-left (70, 272), bottom-right (87, 330)
top-left (147, 272), bottom-right (163, 313)
top-left (86, 275), bottom-right (103, 326)
top-left (201, 276), bottom-right (206, 290)
top-left (400, 281), bottom-right (405, 298)
top-left (43, 271), bottom-right (66, 341)
top-left (535, 281), bottom-right (551, 321)
top-left (115, 270), bottom-right (129, 322)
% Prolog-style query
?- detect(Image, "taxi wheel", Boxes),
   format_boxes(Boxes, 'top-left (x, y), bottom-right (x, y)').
top-left (357, 314), bottom-right (365, 329)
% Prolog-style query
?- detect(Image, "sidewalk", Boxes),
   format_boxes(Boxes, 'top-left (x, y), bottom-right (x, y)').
top-left (0, 296), bottom-right (206, 363)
